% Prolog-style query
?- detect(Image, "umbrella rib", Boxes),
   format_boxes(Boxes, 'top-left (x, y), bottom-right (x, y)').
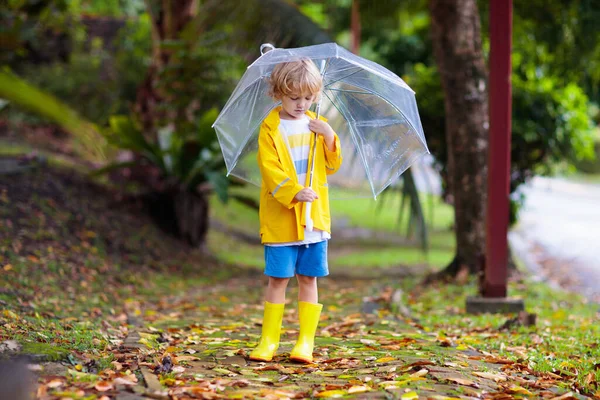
top-left (336, 80), bottom-right (427, 150)
top-left (324, 67), bottom-right (364, 88)
top-left (326, 88), bottom-right (371, 95)
top-left (324, 89), bottom-right (377, 198)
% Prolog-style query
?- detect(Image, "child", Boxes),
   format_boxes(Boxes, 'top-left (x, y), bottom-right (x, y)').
top-left (249, 59), bottom-right (342, 364)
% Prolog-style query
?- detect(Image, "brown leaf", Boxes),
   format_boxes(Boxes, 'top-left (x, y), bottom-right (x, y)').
top-left (472, 371), bottom-right (507, 382)
top-left (445, 376), bottom-right (479, 387)
top-left (483, 356), bottom-right (514, 364)
top-left (94, 381), bottom-right (114, 392)
top-left (549, 393), bottom-right (578, 400)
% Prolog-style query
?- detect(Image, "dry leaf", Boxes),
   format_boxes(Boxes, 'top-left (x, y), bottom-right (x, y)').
top-left (445, 376), bottom-right (478, 387)
top-left (94, 381), bottom-right (113, 392)
top-left (348, 385), bottom-right (371, 394)
top-left (401, 392), bottom-right (419, 400)
top-left (46, 379), bottom-right (64, 388)
top-left (316, 389), bottom-right (346, 398)
top-left (472, 371), bottom-right (507, 382)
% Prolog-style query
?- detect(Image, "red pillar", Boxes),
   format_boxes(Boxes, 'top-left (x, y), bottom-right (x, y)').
top-left (483, 0), bottom-right (513, 297)
top-left (351, 0), bottom-right (361, 55)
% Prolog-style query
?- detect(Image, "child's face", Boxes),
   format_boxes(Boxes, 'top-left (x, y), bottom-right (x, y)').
top-left (280, 92), bottom-right (317, 120)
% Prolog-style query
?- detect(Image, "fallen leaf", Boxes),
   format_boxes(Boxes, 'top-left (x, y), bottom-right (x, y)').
top-left (507, 385), bottom-right (534, 396)
top-left (549, 392), bottom-right (577, 400)
top-left (316, 389), bottom-right (346, 398)
top-left (411, 368), bottom-right (429, 377)
top-left (472, 371), bottom-right (507, 382)
top-left (445, 377), bottom-right (478, 387)
top-left (94, 381), bottom-right (113, 392)
top-left (348, 385), bottom-right (371, 394)
top-left (46, 379), bottom-right (64, 388)
top-left (401, 391), bottom-right (419, 399)
top-left (114, 376), bottom-right (138, 386)
top-left (376, 356), bottom-right (395, 363)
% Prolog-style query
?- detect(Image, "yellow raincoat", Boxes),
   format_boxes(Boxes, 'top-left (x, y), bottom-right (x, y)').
top-left (258, 107), bottom-right (343, 244)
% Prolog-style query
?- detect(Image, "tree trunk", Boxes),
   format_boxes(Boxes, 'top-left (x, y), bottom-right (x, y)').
top-left (174, 189), bottom-right (209, 247)
top-left (428, 0), bottom-right (489, 279)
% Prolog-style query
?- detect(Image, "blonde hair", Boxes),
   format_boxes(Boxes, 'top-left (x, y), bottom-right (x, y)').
top-left (268, 59), bottom-right (323, 100)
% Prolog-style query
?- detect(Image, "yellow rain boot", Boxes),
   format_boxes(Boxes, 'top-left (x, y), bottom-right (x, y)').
top-left (249, 301), bottom-right (285, 362)
top-left (290, 301), bottom-right (323, 363)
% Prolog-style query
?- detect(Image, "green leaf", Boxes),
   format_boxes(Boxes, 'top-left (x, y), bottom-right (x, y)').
top-left (88, 161), bottom-right (139, 177)
top-left (206, 172), bottom-right (229, 203)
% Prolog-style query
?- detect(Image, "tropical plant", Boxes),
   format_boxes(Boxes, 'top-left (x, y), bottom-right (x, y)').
top-left (100, 1), bottom-right (246, 247)
top-left (96, 109), bottom-right (229, 246)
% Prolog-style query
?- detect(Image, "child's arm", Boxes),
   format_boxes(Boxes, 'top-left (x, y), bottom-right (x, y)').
top-left (258, 124), bottom-right (305, 208)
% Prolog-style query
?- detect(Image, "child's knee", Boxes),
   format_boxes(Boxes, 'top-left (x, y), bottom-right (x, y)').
top-left (268, 277), bottom-right (290, 288)
top-left (296, 274), bottom-right (317, 286)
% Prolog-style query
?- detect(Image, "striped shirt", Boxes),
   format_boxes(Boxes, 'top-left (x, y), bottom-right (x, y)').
top-left (266, 116), bottom-right (331, 247)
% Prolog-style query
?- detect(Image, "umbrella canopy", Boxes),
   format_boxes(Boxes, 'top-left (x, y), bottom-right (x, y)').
top-left (213, 42), bottom-right (429, 199)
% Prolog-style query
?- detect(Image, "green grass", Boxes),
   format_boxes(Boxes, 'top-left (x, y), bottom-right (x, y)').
top-left (331, 191), bottom-right (454, 233)
top-left (332, 244), bottom-right (454, 270)
top-left (395, 275), bottom-right (600, 393)
top-left (207, 230), bottom-right (264, 269)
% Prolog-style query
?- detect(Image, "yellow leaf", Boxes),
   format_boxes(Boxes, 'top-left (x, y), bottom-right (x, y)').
top-left (220, 296), bottom-right (230, 302)
top-left (3, 310), bottom-right (19, 319)
top-left (507, 385), bottom-right (534, 395)
top-left (376, 356), bottom-right (396, 363)
top-left (348, 385), bottom-right (371, 394)
top-left (165, 346), bottom-right (181, 353)
top-left (160, 377), bottom-right (176, 386)
top-left (328, 305), bottom-right (340, 311)
top-left (456, 344), bottom-right (468, 350)
top-left (75, 364), bottom-right (83, 371)
top-left (3, 264), bottom-right (12, 271)
top-left (316, 390), bottom-right (346, 398)
top-left (213, 367), bottom-right (236, 376)
top-left (401, 391), bottom-right (419, 399)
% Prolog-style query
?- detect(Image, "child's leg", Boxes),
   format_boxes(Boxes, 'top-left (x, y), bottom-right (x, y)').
top-left (265, 277), bottom-right (290, 303)
top-left (250, 277), bottom-right (289, 362)
top-left (250, 246), bottom-right (296, 362)
top-left (296, 274), bottom-right (318, 303)
top-left (290, 242), bottom-right (327, 363)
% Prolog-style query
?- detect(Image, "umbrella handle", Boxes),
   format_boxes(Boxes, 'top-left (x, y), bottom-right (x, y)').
top-left (260, 43), bottom-right (275, 55)
top-left (305, 202), bottom-right (314, 232)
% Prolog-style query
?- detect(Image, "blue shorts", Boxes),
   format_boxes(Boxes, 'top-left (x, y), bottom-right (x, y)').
top-left (264, 241), bottom-right (329, 278)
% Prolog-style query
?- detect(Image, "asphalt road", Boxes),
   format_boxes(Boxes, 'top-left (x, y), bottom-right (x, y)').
top-left (412, 158), bottom-right (600, 300)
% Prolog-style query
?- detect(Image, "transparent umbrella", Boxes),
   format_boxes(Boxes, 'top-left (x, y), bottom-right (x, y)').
top-left (212, 42), bottom-right (429, 199)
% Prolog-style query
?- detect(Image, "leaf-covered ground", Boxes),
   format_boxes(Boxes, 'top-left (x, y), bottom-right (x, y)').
top-left (1, 164), bottom-right (600, 399)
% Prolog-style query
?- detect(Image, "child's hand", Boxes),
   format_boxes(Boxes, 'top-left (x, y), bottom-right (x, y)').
top-left (309, 119), bottom-right (335, 141)
top-left (309, 119), bottom-right (336, 151)
top-left (294, 188), bottom-right (319, 202)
